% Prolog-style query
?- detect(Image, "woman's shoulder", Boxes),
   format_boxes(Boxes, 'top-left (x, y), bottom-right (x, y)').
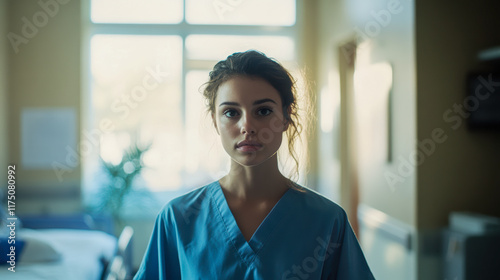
top-left (153, 182), bottom-right (216, 225)
top-left (160, 181), bottom-right (216, 213)
top-left (289, 183), bottom-right (348, 220)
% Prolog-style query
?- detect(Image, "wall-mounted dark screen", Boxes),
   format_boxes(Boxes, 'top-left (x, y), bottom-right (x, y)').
top-left (467, 72), bottom-right (500, 129)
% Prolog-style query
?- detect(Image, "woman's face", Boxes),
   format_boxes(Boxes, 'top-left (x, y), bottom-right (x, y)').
top-left (213, 76), bottom-right (287, 167)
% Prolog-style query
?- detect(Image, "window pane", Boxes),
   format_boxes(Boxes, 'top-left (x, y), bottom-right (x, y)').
top-left (186, 35), bottom-right (295, 61)
top-left (186, 0), bottom-right (295, 26)
top-left (90, 35), bottom-right (183, 191)
top-left (184, 71), bottom-right (229, 185)
top-left (91, 0), bottom-right (183, 24)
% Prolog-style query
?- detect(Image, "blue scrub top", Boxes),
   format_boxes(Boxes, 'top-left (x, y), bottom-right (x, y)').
top-left (134, 181), bottom-right (375, 279)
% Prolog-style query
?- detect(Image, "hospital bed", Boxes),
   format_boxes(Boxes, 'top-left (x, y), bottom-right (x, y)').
top-left (0, 214), bottom-right (133, 280)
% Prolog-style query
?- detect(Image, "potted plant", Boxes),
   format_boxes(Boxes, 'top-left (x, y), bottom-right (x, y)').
top-left (95, 142), bottom-right (151, 231)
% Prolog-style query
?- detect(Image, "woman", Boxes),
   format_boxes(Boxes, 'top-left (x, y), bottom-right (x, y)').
top-left (134, 50), bottom-right (375, 279)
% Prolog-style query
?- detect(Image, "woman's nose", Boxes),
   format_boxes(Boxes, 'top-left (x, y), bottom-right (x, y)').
top-left (240, 114), bottom-right (256, 135)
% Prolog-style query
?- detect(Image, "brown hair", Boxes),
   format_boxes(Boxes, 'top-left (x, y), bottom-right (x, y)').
top-left (202, 50), bottom-right (303, 187)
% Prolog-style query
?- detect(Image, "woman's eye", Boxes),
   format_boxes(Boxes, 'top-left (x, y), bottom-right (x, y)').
top-left (258, 108), bottom-right (273, 116)
top-left (223, 109), bottom-right (238, 118)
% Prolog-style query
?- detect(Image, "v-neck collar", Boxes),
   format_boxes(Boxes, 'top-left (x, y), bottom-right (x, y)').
top-left (210, 180), bottom-right (293, 265)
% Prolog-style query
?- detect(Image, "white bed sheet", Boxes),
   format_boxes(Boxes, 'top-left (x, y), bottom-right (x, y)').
top-left (1, 229), bottom-right (117, 280)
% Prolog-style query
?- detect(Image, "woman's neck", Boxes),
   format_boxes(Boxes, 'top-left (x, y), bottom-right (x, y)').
top-left (219, 154), bottom-right (290, 202)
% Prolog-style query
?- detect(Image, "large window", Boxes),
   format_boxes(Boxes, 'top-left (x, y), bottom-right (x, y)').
top-left (83, 0), bottom-right (302, 209)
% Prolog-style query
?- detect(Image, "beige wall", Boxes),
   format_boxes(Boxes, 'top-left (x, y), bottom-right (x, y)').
top-left (315, 0), bottom-right (416, 225)
top-left (0, 0), bottom-right (8, 177)
top-left (416, 0), bottom-right (500, 229)
top-left (313, 1), bottom-right (417, 278)
top-left (314, 0), bottom-right (500, 231)
top-left (7, 0), bottom-right (82, 213)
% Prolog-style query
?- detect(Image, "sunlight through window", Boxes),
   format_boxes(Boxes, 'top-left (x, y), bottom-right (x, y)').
top-left (186, 35), bottom-right (295, 62)
top-left (186, 0), bottom-right (295, 26)
top-left (86, 0), bottom-right (299, 197)
top-left (91, 0), bottom-right (183, 23)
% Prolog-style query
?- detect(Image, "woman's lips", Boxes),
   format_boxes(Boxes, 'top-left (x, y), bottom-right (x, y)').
top-left (236, 140), bottom-right (263, 152)
top-left (236, 145), bottom-right (262, 152)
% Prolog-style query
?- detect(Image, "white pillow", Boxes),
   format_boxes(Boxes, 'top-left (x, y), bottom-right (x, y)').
top-left (18, 229), bottom-right (62, 263)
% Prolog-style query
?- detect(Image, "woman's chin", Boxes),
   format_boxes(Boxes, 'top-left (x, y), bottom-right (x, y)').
top-left (232, 153), bottom-right (275, 168)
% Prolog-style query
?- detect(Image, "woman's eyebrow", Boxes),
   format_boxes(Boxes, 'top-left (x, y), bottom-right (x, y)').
top-left (253, 98), bottom-right (277, 105)
top-left (219, 101), bottom-right (239, 107)
top-left (218, 99), bottom-right (277, 107)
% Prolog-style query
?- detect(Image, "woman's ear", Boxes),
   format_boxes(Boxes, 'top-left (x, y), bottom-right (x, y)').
top-left (283, 107), bottom-right (291, 131)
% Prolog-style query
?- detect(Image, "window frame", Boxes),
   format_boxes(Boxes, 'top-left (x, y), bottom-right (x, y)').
top-left (80, 0), bottom-right (305, 195)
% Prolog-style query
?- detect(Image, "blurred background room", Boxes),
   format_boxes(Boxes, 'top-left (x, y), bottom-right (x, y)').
top-left (1, 0), bottom-right (500, 279)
